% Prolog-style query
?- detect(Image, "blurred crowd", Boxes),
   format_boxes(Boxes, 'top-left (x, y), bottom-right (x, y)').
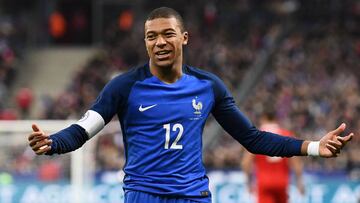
top-left (0, 17), bottom-right (20, 119)
top-left (0, 0), bottom-right (359, 182)
top-left (41, 1), bottom-right (274, 119)
top-left (205, 24), bottom-right (360, 179)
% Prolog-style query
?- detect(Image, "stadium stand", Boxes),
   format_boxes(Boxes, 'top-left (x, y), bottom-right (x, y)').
top-left (206, 17), bottom-right (360, 179)
top-left (0, 1), bottom-right (358, 202)
top-left (0, 16), bottom-right (20, 120)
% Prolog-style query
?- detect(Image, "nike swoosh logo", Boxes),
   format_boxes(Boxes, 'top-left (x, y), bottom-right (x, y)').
top-left (139, 104), bottom-right (157, 112)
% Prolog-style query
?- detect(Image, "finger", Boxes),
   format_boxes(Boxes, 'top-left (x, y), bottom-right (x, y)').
top-left (32, 124), bottom-right (41, 132)
top-left (327, 140), bottom-right (342, 149)
top-left (29, 135), bottom-right (49, 147)
top-left (330, 123), bottom-right (346, 136)
top-left (28, 131), bottom-right (45, 141)
top-left (32, 139), bottom-right (52, 150)
top-left (32, 139), bottom-right (52, 151)
top-left (336, 136), bottom-right (346, 145)
top-left (28, 131), bottom-right (47, 142)
top-left (28, 132), bottom-right (41, 141)
top-left (326, 144), bottom-right (339, 155)
top-left (338, 133), bottom-right (354, 143)
top-left (35, 145), bottom-right (52, 155)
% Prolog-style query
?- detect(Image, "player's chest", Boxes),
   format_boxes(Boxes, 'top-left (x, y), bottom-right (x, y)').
top-left (125, 81), bottom-right (214, 123)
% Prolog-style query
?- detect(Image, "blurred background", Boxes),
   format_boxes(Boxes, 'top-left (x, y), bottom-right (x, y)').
top-left (0, 0), bottom-right (359, 202)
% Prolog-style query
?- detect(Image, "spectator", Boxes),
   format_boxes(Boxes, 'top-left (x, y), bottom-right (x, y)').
top-left (15, 87), bottom-right (33, 119)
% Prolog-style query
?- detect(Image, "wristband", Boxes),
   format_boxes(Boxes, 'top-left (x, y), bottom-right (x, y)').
top-left (307, 141), bottom-right (320, 156)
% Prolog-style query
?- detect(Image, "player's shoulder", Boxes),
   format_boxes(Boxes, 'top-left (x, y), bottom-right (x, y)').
top-left (184, 65), bottom-right (231, 100)
top-left (184, 65), bottom-right (223, 84)
top-left (111, 64), bottom-right (149, 83)
top-left (106, 64), bottom-right (150, 89)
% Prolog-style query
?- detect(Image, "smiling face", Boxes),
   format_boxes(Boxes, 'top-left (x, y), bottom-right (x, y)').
top-left (144, 17), bottom-right (188, 70)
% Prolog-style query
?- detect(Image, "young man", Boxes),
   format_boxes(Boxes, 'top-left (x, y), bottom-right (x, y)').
top-left (28, 7), bottom-right (354, 203)
top-left (242, 111), bottom-right (304, 203)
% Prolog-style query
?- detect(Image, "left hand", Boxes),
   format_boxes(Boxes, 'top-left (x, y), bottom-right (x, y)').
top-left (319, 123), bottom-right (354, 157)
top-left (28, 124), bottom-right (52, 155)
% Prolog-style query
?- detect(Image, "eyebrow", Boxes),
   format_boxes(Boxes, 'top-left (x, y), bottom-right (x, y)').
top-left (146, 28), bottom-right (176, 35)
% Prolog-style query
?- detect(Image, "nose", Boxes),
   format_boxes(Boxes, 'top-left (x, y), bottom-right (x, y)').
top-left (155, 35), bottom-right (166, 47)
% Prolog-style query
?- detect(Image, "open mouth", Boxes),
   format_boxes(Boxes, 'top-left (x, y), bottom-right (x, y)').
top-left (155, 50), bottom-right (172, 59)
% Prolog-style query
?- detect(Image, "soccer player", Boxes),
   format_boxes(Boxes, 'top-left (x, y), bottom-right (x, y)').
top-left (28, 7), bottom-right (354, 203)
top-left (242, 110), bottom-right (304, 203)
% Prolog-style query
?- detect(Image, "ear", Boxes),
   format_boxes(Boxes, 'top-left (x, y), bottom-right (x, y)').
top-left (182, 32), bottom-right (189, 45)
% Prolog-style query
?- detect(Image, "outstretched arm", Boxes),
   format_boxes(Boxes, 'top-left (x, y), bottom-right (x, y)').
top-left (28, 123), bottom-right (90, 155)
top-left (213, 101), bottom-right (303, 157)
top-left (210, 77), bottom-right (354, 157)
top-left (214, 102), bottom-right (354, 158)
top-left (28, 110), bottom-right (106, 155)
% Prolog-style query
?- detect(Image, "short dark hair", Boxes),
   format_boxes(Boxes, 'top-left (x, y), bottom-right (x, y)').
top-left (146, 7), bottom-right (185, 32)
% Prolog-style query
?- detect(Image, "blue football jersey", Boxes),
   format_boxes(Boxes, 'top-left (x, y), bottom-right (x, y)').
top-left (91, 64), bottom-right (215, 198)
top-left (48, 63), bottom-right (303, 200)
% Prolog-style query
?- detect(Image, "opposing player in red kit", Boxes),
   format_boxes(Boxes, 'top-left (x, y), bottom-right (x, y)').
top-left (242, 111), bottom-right (304, 203)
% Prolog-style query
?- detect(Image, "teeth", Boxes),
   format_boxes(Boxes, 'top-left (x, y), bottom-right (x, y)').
top-left (157, 51), bottom-right (169, 55)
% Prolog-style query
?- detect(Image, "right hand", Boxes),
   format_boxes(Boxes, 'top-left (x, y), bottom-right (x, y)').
top-left (297, 180), bottom-right (305, 195)
top-left (28, 124), bottom-right (52, 155)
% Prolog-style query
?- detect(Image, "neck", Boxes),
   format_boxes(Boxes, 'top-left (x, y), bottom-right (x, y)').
top-left (149, 60), bottom-right (183, 84)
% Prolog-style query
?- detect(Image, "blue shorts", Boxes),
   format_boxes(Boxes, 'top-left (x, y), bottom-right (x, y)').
top-left (124, 190), bottom-right (211, 203)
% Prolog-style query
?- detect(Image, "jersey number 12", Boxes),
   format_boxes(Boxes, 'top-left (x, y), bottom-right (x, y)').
top-left (163, 123), bottom-right (183, 149)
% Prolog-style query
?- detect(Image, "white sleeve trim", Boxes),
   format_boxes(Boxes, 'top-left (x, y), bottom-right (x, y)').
top-left (76, 110), bottom-right (105, 138)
